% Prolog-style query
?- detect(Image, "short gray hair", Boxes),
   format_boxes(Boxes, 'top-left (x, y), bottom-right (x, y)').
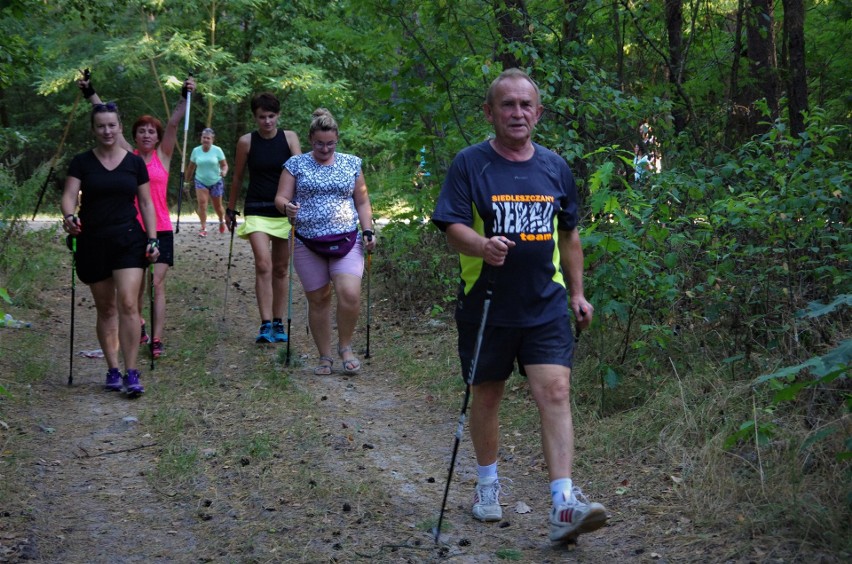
top-left (485, 68), bottom-right (540, 106)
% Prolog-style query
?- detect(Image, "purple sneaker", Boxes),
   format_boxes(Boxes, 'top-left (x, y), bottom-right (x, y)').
top-left (104, 368), bottom-right (122, 392)
top-left (123, 369), bottom-right (145, 397)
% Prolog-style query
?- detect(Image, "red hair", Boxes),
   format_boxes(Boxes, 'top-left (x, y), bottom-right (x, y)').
top-left (132, 115), bottom-right (163, 143)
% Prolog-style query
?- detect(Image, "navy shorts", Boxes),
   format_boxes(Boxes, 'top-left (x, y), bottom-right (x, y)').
top-left (195, 178), bottom-right (225, 198)
top-left (457, 315), bottom-right (575, 385)
top-left (74, 225), bottom-right (148, 284)
top-left (153, 231), bottom-right (175, 267)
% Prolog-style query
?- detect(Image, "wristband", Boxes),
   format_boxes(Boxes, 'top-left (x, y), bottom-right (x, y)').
top-left (81, 85), bottom-right (96, 98)
top-left (147, 238), bottom-right (160, 248)
top-left (64, 214), bottom-right (75, 221)
top-left (181, 84), bottom-right (189, 99)
top-left (362, 230), bottom-right (374, 240)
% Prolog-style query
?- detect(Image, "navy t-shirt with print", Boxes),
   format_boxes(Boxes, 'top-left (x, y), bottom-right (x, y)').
top-left (432, 141), bottom-right (579, 327)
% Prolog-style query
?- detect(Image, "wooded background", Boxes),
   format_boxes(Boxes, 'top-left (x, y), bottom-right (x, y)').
top-left (0, 1), bottom-right (847, 181)
top-left (2, 0), bottom-right (851, 465)
top-left (0, 0), bottom-right (849, 551)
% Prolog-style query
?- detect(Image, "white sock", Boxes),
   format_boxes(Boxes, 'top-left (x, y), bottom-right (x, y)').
top-left (477, 462), bottom-right (498, 481)
top-left (550, 477), bottom-right (573, 506)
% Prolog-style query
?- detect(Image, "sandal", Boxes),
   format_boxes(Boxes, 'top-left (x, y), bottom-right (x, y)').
top-left (314, 356), bottom-right (333, 376)
top-left (338, 345), bottom-right (361, 375)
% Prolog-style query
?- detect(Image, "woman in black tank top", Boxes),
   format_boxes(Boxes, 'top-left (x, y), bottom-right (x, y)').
top-left (226, 93), bottom-right (302, 344)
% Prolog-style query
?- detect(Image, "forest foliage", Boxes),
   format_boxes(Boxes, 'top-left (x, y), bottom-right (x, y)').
top-left (0, 0), bottom-right (850, 546)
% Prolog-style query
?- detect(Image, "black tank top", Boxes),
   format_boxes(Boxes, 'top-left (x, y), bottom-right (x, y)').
top-left (245, 130), bottom-right (293, 217)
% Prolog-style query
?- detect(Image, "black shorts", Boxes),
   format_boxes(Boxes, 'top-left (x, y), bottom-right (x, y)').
top-left (457, 315), bottom-right (575, 385)
top-left (74, 225), bottom-right (148, 284)
top-left (154, 231), bottom-right (175, 267)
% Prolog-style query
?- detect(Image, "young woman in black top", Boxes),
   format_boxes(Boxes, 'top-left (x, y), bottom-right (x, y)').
top-left (61, 102), bottom-right (160, 396)
top-left (226, 93), bottom-right (302, 343)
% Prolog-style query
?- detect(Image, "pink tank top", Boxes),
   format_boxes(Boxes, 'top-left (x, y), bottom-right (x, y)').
top-left (135, 150), bottom-right (173, 232)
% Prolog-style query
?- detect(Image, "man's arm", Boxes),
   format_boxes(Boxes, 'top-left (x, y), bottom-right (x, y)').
top-left (446, 223), bottom-right (515, 267)
top-left (558, 227), bottom-right (594, 328)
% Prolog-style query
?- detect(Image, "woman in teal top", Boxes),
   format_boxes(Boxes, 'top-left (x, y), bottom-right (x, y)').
top-left (186, 128), bottom-right (229, 236)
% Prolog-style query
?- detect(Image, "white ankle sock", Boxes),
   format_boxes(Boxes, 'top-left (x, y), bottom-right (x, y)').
top-left (550, 477), bottom-right (573, 506)
top-left (477, 462), bottom-right (498, 481)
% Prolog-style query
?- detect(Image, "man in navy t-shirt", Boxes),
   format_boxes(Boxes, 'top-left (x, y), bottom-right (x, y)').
top-left (432, 68), bottom-right (607, 544)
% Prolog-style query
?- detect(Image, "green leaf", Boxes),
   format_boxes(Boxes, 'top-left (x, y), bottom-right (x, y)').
top-left (798, 295), bottom-right (852, 318)
top-left (604, 367), bottom-right (620, 389)
top-left (754, 340), bottom-right (851, 385)
top-left (773, 380), bottom-right (810, 402)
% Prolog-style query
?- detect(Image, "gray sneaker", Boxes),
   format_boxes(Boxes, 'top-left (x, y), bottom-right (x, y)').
top-left (549, 486), bottom-right (608, 542)
top-left (472, 477), bottom-right (502, 522)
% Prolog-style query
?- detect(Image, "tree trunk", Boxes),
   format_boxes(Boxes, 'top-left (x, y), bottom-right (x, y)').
top-left (746, 0), bottom-right (780, 127)
top-left (725, 0), bottom-right (746, 147)
top-left (665, 0), bottom-right (687, 133)
top-left (494, 0), bottom-right (530, 69)
top-left (0, 89), bottom-right (8, 129)
top-left (612, 0), bottom-right (624, 90)
top-left (562, 0), bottom-right (586, 45)
top-left (782, 0), bottom-right (807, 137)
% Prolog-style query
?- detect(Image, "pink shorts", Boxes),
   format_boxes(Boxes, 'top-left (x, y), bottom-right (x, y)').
top-left (294, 237), bottom-right (364, 292)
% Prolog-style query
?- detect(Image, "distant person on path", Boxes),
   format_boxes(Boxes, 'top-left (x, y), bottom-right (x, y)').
top-left (61, 101), bottom-right (159, 396)
top-left (79, 72), bottom-right (195, 360)
top-left (227, 93), bottom-right (302, 344)
top-left (432, 68), bottom-right (607, 543)
top-left (633, 143), bottom-right (653, 184)
top-left (186, 127), bottom-right (228, 237)
top-left (639, 119), bottom-right (662, 173)
top-left (275, 108), bottom-right (376, 376)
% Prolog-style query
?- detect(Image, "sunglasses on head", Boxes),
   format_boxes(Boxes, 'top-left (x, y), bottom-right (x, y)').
top-left (93, 101), bottom-right (118, 112)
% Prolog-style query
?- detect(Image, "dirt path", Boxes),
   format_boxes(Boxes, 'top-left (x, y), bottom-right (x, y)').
top-left (0, 221), bottom-right (822, 563)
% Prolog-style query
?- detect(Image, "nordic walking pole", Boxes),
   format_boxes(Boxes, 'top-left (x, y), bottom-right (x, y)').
top-left (174, 72), bottom-right (192, 234)
top-left (149, 263), bottom-right (155, 371)
top-left (222, 209), bottom-right (239, 321)
top-left (285, 224), bottom-right (296, 366)
top-left (434, 273), bottom-right (495, 543)
top-left (364, 251), bottom-right (372, 358)
top-left (364, 231), bottom-right (373, 359)
top-left (68, 235), bottom-right (77, 386)
top-left (33, 69), bottom-right (89, 220)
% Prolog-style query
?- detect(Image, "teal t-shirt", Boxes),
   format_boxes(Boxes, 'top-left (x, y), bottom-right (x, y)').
top-left (190, 145), bottom-right (226, 186)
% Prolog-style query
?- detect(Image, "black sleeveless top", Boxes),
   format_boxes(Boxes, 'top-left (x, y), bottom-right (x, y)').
top-left (245, 129), bottom-right (293, 217)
